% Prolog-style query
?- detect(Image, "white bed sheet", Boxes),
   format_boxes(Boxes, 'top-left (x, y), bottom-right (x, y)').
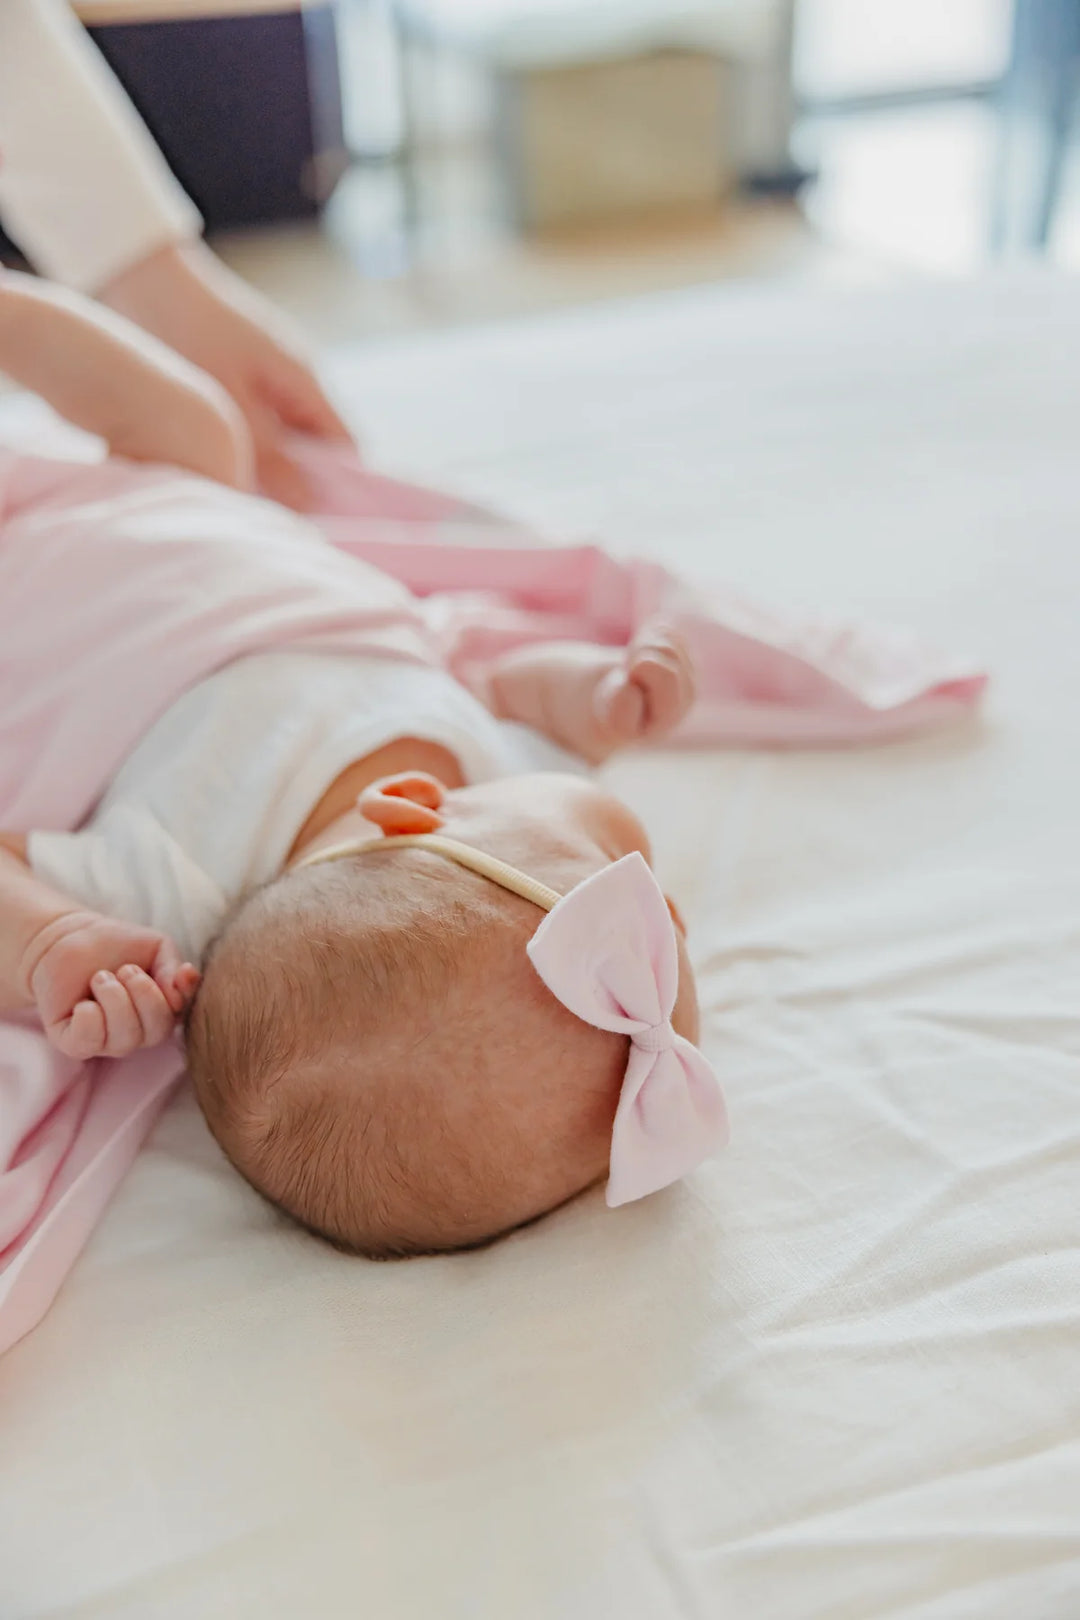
top-left (3, 272), bottom-right (1080, 1619)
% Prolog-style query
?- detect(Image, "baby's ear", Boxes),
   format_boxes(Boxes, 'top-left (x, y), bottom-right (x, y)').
top-left (358, 772), bottom-right (447, 835)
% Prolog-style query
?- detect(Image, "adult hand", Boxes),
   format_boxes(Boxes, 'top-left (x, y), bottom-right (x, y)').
top-left (100, 240), bottom-right (354, 510)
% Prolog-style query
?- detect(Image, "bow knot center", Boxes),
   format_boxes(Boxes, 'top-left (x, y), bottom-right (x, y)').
top-left (633, 1020), bottom-right (676, 1055)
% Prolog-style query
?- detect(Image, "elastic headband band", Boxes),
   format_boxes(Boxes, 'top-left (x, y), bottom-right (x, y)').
top-left (295, 832), bottom-right (562, 913)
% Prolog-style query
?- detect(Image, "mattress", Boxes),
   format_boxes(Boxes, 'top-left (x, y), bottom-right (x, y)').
top-left (3, 272), bottom-right (1080, 1619)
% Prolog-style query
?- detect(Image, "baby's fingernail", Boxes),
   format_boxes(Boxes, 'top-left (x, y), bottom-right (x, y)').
top-left (93, 970), bottom-right (113, 987)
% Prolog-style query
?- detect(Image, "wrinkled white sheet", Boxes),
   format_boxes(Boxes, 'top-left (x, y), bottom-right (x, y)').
top-left (2, 272), bottom-right (1079, 1619)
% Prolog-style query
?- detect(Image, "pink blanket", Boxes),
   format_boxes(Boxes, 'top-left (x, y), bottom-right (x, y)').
top-left (0, 443), bottom-right (986, 1352)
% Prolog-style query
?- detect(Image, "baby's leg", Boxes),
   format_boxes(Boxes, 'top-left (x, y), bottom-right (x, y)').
top-left (485, 625), bottom-right (694, 764)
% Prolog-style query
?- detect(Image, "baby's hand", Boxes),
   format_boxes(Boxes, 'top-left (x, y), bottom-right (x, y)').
top-left (22, 910), bottom-right (199, 1060)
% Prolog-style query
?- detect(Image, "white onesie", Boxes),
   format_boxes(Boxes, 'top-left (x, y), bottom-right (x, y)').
top-left (29, 652), bottom-right (578, 964)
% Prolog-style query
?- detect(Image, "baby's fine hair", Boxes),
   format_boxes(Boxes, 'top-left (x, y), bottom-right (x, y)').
top-left (185, 848), bottom-right (626, 1257)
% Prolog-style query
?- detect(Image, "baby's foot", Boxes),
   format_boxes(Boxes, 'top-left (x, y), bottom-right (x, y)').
top-left (592, 631), bottom-right (695, 755)
top-left (487, 625), bottom-right (695, 764)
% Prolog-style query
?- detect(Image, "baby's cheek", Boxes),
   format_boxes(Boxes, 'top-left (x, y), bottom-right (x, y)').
top-left (671, 936), bottom-right (701, 1045)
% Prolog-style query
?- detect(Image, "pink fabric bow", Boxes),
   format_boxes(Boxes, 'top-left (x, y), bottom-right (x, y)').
top-left (526, 852), bottom-right (729, 1206)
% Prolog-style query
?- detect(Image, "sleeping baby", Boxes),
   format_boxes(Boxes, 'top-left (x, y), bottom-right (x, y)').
top-left (0, 269), bottom-right (727, 1259)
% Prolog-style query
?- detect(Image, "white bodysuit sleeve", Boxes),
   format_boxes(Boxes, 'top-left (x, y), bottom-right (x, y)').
top-left (0, 0), bottom-right (202, 291)
top-left (28, 805), bottom-right (228, 966)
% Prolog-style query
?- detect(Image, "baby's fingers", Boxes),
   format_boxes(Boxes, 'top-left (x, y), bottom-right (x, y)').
top-left (151, 939), bottom-right (200, 1014)
top-left (89, 969), bottom-right (145, 1057)
top-left (50, 998), bottom-right (107, 1060)
top-left (116, 964), bottom-right (176, 1048)
top-left (47, 967), bottom-right (177, 1060)
top-left (173, 963), bottom-right (201, 1004)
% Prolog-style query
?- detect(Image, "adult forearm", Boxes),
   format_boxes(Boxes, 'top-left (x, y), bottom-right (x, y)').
top-left (0, 268), bottom-right (251, 486)
top-left (0, 269), bottom-right (146, 433)
top-left (0, 270), bottom-right (120, 412)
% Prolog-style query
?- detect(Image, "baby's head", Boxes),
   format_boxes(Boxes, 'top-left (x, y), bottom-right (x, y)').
top-left (185, 772), bottom-right (708, 1256)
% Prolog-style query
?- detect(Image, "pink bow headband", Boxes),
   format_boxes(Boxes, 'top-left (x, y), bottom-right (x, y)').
top-left (297, 834), bottom-right (728, 1206)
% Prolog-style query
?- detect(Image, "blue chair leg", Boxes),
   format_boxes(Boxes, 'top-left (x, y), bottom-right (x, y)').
top-left (991, 0), bottom-right (1080, 254)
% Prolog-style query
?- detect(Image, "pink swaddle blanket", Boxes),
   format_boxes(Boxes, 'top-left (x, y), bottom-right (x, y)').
top-left (0, 442), bottom-right (986, 1352)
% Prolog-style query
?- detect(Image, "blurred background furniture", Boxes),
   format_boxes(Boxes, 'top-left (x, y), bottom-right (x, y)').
top-left (388, 0), bottom-right (800, 228)
top-left (991, 0), bottom-right (1080, 252)
top-left (6, 3), bottom-right (1080, 339)
top-left (73, 0), bottom-right (347, 230)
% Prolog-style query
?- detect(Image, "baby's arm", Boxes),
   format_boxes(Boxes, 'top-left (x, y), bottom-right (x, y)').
top-left (0, 269), bottom-right (251, 487)
top-left (0, 834), bottom-right (198, 1059)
